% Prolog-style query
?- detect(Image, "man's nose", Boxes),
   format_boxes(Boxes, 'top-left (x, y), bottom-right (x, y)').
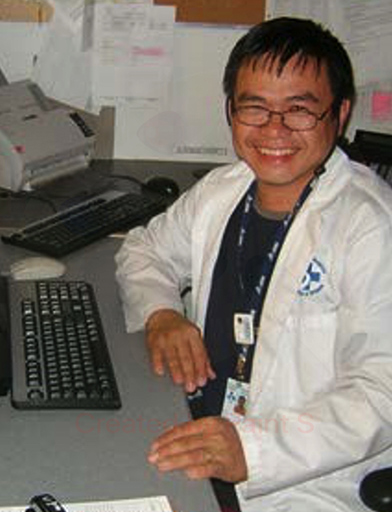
top-left (265, 111), bottom-right (289, 130)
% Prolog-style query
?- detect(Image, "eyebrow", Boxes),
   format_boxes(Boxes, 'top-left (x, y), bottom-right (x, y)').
top-left (235, 93), bottom-right (265, 103)
top-left (287, 93), bottom-right (321, 104)
top-left (235, 92), bottom-right (321, 104)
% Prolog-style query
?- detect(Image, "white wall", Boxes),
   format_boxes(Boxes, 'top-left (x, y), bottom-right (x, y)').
top-left (0, 22), bottom-right (45, 82)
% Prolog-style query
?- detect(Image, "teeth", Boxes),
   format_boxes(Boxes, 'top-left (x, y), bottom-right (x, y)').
top-left (258, 148), bottom-right (295, 156)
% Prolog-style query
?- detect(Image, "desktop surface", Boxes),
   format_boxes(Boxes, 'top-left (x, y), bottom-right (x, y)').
top-left (0, 168), bottom-right (220, 511)
top-left (0, 239), bottom-right (219, 511)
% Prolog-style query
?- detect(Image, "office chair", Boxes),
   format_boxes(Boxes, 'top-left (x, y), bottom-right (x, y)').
top-left (343, 130), bottom-right (392, 187)
top-left (343, 130), bottom-right (392, 511)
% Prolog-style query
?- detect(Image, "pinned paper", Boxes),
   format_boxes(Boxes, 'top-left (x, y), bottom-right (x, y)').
top-left (92, 3), bottom-right (175, 110)
top-left (372, 91), bottom-right (392, 121)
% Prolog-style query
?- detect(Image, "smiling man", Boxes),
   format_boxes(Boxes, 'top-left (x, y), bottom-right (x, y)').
top-left (115, 18), bottom-right (392, 512)
top-left (230, 57), bottom-right (350, 212)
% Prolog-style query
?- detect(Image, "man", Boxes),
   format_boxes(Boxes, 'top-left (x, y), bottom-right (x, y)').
top-left (116, 17), bottom-right (392, 512)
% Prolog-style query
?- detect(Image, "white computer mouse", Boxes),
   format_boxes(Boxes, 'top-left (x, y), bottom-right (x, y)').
top-left (9, 257), bottom-right (66, 281)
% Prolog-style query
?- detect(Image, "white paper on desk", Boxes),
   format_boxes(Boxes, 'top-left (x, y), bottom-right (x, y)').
top-left (2, 496), bottom-right (172, 512)
top-left (91, 3), bottom-right (175, 110)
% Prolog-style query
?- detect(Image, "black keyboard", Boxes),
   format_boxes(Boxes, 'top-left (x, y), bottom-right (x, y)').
top-left (1, 189), bottom-right (169, 257)
top-left (9, 279), bottom-right (121, 409)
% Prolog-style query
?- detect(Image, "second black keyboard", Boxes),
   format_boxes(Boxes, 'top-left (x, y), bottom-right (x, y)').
top-left (1, 189), bottom-right (169, 257)
top-left (9, 279), bottom-right (121, 410)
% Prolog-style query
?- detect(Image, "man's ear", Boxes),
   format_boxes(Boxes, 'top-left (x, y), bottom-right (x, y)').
top-left (338, 99), bottom-right (352, 136)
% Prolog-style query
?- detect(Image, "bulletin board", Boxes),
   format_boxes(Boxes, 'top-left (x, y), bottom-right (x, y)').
top-left (154, 0), bottom-right (265, 25)
top-left (0, 0), bottom-right (53, 22)
top-left (0, 0), bottom-right (265, 25)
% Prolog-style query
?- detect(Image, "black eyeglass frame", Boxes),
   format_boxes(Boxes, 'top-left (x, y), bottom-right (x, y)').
top-left (230, 102), bottom-right (333, 131)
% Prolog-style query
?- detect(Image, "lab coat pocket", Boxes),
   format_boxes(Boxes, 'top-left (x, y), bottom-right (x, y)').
top-left (283, 310), bottom-right (338, 402)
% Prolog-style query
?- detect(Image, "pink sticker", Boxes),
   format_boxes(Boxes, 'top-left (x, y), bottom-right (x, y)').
top-left (372, 91), bottom-right (392, 121)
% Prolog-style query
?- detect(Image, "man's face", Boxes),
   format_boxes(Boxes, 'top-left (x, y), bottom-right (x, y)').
top-left (230, 56), bottom-right (350, 208)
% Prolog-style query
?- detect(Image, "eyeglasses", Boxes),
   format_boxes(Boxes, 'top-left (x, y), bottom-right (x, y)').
top-left (231, 103), bottom-right (332, 131)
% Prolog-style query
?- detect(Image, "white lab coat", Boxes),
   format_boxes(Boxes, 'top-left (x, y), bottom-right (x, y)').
top-left (115, 147), bottom-right (392, 512)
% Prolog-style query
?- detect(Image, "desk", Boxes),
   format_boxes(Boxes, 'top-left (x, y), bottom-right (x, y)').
top-left (0, 159), bottom-right (217, 233)
top-left (0, 162), bottom-right (220, 511)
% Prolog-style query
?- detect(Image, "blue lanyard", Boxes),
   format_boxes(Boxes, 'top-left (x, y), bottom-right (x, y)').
top-left (234, 176), bottom-right (317, 380)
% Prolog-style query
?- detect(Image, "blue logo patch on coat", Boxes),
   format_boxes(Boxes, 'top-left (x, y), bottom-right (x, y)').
top-left (298, 257), bottom-right (326, 296)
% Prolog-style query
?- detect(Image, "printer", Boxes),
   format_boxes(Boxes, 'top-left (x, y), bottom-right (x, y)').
top-left (0, 80), bottom-right (96, 191)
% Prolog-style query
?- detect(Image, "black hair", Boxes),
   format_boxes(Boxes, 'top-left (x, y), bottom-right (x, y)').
top-left (223, 17), bottom-right (356, 119)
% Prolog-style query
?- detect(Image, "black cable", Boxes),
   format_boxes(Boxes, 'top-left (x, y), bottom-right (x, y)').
top-left (109, 173), bottom-right (144, 187)
top-left (0, 172), bottom-right (144, 217)
top-left (0, 187), bottom-right (57, 213)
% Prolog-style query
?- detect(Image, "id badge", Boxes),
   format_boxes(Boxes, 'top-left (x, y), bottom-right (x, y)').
top-left (234, 313), bottom-right (254, 345)
top-left (222, 377), bottom-right (249, 422)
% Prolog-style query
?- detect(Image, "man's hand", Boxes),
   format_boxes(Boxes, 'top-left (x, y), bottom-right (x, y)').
top-left (148, 417), bottom-right (248, 483)
top-left (145, 309), bottom-right (215, 393)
